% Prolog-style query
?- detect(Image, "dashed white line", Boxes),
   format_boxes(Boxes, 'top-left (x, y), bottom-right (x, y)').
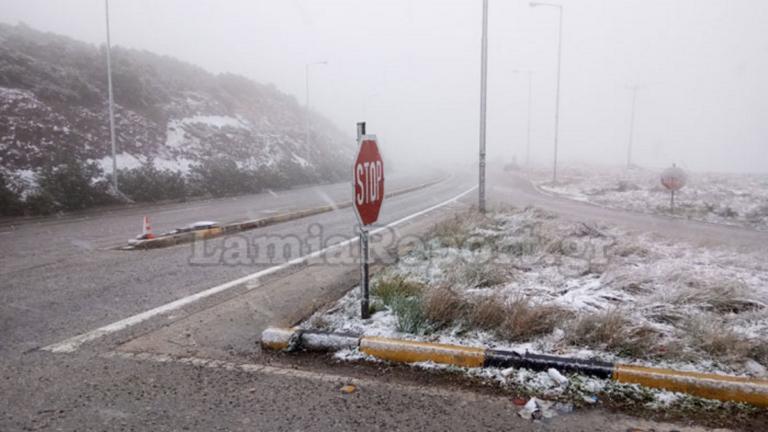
top-left (42, 186), bottom-right (477, 353)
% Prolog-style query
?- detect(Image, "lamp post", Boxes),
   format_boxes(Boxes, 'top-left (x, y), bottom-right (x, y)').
top-left (530, 2), bottom-right (563, 184)
top-left (626, 85), bottom-right (641, 169)
top-left (105, 0), bottom-right (118, 193)
top-left (478, 0), bottom-right (489, 213)
top-left (512, 69), bottom-right (534, 169)
top-left (305, 61), bottom-right (327, 153)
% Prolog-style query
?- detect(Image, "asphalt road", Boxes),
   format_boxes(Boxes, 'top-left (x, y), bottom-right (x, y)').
top-left (1, 168), bottom-right (752, 431)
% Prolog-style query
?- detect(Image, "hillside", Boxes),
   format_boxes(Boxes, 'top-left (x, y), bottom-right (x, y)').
top-left (0, 23), bottom-right (352, 215)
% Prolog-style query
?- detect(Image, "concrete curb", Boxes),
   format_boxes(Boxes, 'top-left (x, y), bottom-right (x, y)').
top-left (260, 327), bottom-right (768, 407)
top-left (124, 177), bottom-right (445, 250)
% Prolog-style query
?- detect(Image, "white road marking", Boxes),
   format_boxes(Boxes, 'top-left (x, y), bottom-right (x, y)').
top-left (101, 349), bottom-right (503, 402)
top-left (42, 186), bottom-right (477, 353)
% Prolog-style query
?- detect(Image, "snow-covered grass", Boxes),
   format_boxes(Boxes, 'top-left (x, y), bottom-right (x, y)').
top-left (532, 165), bottom-right (768, 231)
top-left (304, 207), bottom-right (768, 405)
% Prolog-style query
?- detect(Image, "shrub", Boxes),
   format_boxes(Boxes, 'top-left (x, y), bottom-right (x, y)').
top-left (189, 158), bottom-right (256, 197)
top-left (0, 173), bottom-right (24, 216)
top-left (32, 155), bottom-right (113, 212)
top-left (118, 163), bottom-right (186, 202)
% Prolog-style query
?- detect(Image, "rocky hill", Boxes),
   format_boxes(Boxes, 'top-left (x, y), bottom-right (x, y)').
top-left (0, 23), bottom-right (352, 215)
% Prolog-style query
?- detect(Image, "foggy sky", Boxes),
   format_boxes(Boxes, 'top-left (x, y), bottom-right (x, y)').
top-left (1, 0), bottom-right (766, 173)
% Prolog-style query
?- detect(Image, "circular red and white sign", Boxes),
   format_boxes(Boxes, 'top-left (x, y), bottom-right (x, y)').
top-left (353, 135), bottom-right (384, 226)
top-left (661, 165), bottom-right (687, 192)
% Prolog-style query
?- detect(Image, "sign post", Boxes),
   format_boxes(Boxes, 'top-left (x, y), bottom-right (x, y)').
top-left (353, 122), bottom-right (384, 319)
top-left (661, 164), bottom-right (687, 214)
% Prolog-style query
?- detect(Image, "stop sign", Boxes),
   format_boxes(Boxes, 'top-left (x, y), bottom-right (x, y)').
top-left (353, 135), bottom-right (385, 226)
top-left (661, 165), bottom-right (687, 191)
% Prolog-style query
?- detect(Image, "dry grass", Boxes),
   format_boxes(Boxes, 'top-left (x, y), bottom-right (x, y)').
top-left (564, 309), bottom-right (660, 358)
top-left (458, 294), bottom-right (572, 342)
top-left (467, 295), bottom-right (507, 330)
top-left (684, 315), bottom-right (767, 365)
top-left (448, 259), bottom-right (509, 288)
top-left (422, 285), bottom-right (465, 329)
top-left (497, 297), bottom-right (572, 342)
top-left (668, 279), bottom-right (764, 314)
top-left (430, 215), bottom-right (470, 248)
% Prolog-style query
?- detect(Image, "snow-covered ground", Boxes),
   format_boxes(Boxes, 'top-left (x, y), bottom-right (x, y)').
top-left (303, 207), bottom-right (768, 406)
top-left (531, 165), bottom-right (768, 231)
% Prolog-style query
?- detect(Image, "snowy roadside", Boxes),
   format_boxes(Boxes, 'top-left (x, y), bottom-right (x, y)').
top-left (302, 207), bottom-right (768, 409)
top-left (530, 165), bottom-right (768, 231)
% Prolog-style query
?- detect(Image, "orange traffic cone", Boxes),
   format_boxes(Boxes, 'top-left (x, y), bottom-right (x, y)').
top-left (141, 216), bottom-right (155, 240)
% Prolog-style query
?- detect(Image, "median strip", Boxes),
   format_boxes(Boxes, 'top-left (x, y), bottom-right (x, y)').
top-left (123, 177), bottom-right (445, 250)
top-left (260, 327), bottom-right (768, 407)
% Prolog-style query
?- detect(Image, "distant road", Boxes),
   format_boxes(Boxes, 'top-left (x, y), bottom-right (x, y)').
top-left (490, 170), bottom-right (768, 251)
top-left (0, 170), bottom-right (469, 355)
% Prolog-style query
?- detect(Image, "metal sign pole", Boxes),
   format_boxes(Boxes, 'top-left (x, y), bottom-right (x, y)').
top-left (356, 122), bottom-right (370, 319)
top-left (671, 190), bottom-right (675, 214)
top-left (360, 228), bottom-right (370, 319)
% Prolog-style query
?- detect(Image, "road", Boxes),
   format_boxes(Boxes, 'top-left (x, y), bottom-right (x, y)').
top-left (1, 168), bottom-right (752, 431)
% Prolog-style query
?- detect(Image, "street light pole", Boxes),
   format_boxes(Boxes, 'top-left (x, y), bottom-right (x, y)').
top-left (626, 85), bottom-right (640, 169)
top-left (478, 0), bottom-right (489, 213)
top-left (512, 69), bottom-right (534, 170)
top-left (305, 61), bottom-right (327, 154)
top-left (104, 0), bottom-right (118, 193)
top-left (530, 2), bottom-right (563, 184)
top-left (526, 70), bottom-right (533, 169)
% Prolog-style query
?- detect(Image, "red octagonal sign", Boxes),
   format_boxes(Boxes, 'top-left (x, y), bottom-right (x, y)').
top-left (353, 135), bottom-right (385, 226)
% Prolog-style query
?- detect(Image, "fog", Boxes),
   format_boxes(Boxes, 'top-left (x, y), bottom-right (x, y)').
top-left (2, 0), bottom-right (766, 173)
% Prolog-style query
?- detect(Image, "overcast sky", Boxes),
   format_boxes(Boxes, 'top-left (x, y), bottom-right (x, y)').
top-left (1, 0), bottom-right (766, 173)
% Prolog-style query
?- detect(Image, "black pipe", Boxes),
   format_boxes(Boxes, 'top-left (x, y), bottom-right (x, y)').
top-left (484, 349), bottom-right (614, 379)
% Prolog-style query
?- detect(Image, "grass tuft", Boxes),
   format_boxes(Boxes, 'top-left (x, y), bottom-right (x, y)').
top-left (372, 275), bottom-right (425, 306)
top-left (565, 309), bottom-right (659, 358)
top-left (422, 285), bottom-right (465, 329)
top-left (391, 296), bottom-right (429, 334)
top-left (497, 296), bottom-right (572, 342)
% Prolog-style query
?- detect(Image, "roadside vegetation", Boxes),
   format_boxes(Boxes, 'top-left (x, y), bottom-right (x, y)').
top-left (308, 207), bottom-right (768, 377)
top-left (534, 164), bottom-right (768, 231)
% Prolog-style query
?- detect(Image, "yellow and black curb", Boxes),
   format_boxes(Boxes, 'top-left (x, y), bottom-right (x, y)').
top-left (261, 327), bottom-right (768, 407)
top-left (123, 177), bottom-right (445, 250)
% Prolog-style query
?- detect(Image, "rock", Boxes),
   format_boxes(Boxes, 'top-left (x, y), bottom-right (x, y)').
top-left (512, 397), bottom-right (528, 406)
top-left (518, 397), bottom-right (557, 420)
top-left (501, 367), bottom-right (516, 377)
top-left (547, 368), bottom-right (569, 385)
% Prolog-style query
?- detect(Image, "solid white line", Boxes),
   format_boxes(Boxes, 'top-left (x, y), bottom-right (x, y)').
top-left (42, 185), bottom-right (477, 353)
top-left (102, 349), bottom-right (504, 402)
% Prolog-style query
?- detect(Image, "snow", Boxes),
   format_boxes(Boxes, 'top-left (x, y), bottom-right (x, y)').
top-left (302, 206), bottom-right (768, 405)
top-left (291, 152), bottom-right (310, 167)
top-left (531, 164), bottom-right (768, 231)
top-left (152, 156), bottom-right (194, 174)
top-left (94, 153), bottom-right (143, 173)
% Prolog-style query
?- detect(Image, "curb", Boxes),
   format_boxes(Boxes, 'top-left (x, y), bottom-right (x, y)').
top-left (124, 177), bottom-right (445, 250)
top-left (260, 327), bottom-right (768, 407)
